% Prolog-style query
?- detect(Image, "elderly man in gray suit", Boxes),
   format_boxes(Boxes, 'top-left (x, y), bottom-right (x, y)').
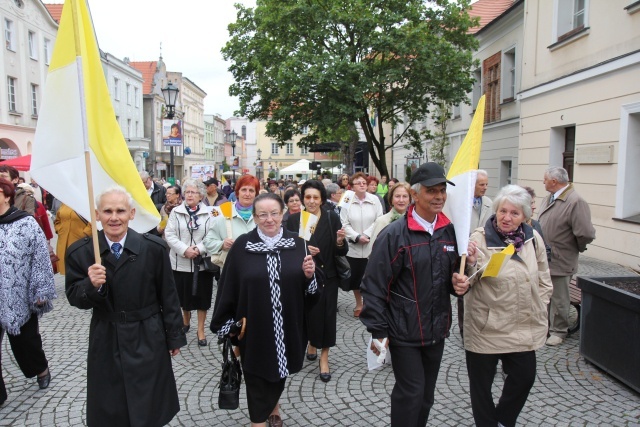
top-left (458, 170), bottom-right (493, 336)
top-left (538, 167), bottom-right (595, 346)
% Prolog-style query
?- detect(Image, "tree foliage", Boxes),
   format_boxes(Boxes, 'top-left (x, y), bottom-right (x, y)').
top-left (223, 0), bottom-right (479, 176)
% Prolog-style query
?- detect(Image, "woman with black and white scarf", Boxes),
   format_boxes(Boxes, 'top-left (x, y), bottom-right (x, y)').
top-left (211, 193), bottom-right (320, 427)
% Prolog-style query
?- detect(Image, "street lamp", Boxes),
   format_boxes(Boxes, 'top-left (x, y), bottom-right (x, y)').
top-left (161, 82), bottom-right (179, 181)
top-left (228, 129), bottom-right (237, 186)
top-left (256, 148), bottom-right (262, 182)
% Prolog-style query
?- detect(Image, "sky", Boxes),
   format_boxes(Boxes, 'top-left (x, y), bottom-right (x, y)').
top-left (55, 0), bottom-right (257, 119)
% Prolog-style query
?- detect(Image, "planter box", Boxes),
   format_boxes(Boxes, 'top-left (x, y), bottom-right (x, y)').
top-left (577, 276), bottom-right (640, 393)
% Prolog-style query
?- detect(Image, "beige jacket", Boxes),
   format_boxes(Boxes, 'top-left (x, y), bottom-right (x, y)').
top-left (340, 192), bottom-right (383, 259)
top-left (537, 184), bottom-right (595, 276)
top-left (469, 195), bottom-right (493, 232)
top-left (464, 225), bottom-right (553, 354)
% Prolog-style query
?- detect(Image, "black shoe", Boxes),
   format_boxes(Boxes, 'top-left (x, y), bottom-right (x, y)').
top-left (198, 338), bottom-right (207, 346)
top-left (183, 324), bottom-right (190, 334)
top-left (319, 361), bottom-right (331, 382)
top-left (37, 369), bottom-right (51, 389)
top-left (306, 352), bottom-right (317, 361)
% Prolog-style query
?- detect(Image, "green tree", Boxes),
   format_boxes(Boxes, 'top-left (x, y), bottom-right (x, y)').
top-left (428, 100), bottom-right (450, 167)
top-left (223, 0), bottom-right (478, 177)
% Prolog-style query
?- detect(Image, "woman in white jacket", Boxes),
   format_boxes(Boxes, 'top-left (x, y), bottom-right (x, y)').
top-left (339, 172), bottom-right (383, 317)
top-left (165, 179), bottom-right (214, 346)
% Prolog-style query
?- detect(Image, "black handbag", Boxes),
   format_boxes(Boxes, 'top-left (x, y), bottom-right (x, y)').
top-left (218, 336), bottom-right (242, 410)
top-left (326, 212), bottom-right (351, 285)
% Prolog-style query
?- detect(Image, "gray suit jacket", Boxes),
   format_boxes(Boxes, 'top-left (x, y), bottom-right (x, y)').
top-left (470, 196), bottom-right (493, 233)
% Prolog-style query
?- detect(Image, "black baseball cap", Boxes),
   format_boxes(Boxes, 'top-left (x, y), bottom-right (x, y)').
top-left (203, 178), bottom-right (219, 186)
top-left (409, 162), bottom-right (455, 187)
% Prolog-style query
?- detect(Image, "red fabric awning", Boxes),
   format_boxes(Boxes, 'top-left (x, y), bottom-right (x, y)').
top-left (0, 154), bottom-right (31, 171)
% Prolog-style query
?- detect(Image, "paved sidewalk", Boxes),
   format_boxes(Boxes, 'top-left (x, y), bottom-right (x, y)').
top-left (0, 255), bottom-right (638, 426)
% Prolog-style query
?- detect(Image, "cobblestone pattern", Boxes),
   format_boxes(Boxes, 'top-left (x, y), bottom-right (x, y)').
top-left (0, 256), bottom-right (638, 426)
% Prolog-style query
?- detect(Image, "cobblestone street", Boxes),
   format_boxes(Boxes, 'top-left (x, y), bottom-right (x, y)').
top-left (0, 256), bottom-right (638, 426)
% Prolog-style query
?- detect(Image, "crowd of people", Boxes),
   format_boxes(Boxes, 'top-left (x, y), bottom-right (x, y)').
top-left (0, 162), bottom-right (596, 427)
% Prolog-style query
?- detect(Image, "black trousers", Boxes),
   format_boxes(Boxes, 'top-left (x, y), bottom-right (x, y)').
top-left (466, 350), bottom-right (536, 427)
top-left (0, 313), bottom-right (49, 401)
top-left (389, 341), bottom-right (445, 427)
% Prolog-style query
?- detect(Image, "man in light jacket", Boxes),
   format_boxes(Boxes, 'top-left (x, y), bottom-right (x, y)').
top-left (538, 167), bottom-right (595, 346)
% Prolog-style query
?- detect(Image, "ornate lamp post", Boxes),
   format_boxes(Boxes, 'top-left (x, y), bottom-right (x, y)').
top-left (227, 129), bottom-right (238, 185)
top-left (161, 82), bottom-right (179, 181)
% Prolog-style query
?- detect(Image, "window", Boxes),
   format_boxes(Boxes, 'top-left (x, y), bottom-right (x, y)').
top-left (127, 119), bottom-right (131, 137)
top-left (557, 0), bottom-right (588, 40)
top-left (563, 126), bottom-right (576, 182)
top-left (126, 83), bottom-right (131, 105)
top-left (136, 121), bottom-right (139, 136)
top-left (271, 142), bottom-right (279, 155)
top-left (28, 31), bottom-right (37, 60)
top-left (301, 146), bottom-right (308, 155)
top-left (242, 125), bottom-right (247, 138)
top-left (502, 47), bottom-right (516, 102)
top-left (286, 143), bottom-right (294, 155)
top-left (44, 38), bottom-right (51, 64)
top-left (5, 19), bottom-right (15, 51)
top-left (483, 52), bottom-right (501, 123)
top-left (500, 160), bottom-right (513, 187)
top-left (113, 77), bottom-right (119, 100)
top-left (300, 125), bottom-right (309, 134)
top-left (452, 104), bottom-right (461, 119)
top-left (616, 102), bottom-right (640, 221)
top-left (134, 87), bottom-right (139, 107)
top-left (472, 68), bottom-right (482, 110)
top-left (31, 84), bottom-right (37, 116)
top-left (7, 77), bottom-right (17, 112)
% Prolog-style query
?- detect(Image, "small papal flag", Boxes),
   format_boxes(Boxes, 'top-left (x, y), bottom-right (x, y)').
top-left (299, 211), bottom-right (319, 241)
top-left (482, 244), bottom-right (515, 278)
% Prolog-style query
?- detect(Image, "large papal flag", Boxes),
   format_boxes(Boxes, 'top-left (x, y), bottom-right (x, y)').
top-left (442, 95), bottom-right (485, 256)
top-left (31, 0), bottom-right (159, 233)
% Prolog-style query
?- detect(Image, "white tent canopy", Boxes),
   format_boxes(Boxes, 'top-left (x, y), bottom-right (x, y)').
top-left (279, 159), bottom-right (311, 174)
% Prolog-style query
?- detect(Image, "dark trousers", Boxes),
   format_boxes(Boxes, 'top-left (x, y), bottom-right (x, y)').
top-left (0, 313), bottom-right (49, 401)
top-left (457, 296), bottom-right (464, 335)
top-left (389, 341), bottom-right (445, 427)
top-left (466, 350), bottom-right (536, 427)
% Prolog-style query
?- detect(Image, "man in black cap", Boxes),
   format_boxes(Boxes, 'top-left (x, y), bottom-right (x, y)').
top-left (203, 178), bottom-right (227, 207)
top-left (360, 162), bottom-right (469, 426)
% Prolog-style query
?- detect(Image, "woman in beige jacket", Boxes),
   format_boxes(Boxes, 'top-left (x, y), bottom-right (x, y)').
top-left (462, 185), bottom-right (553, 427)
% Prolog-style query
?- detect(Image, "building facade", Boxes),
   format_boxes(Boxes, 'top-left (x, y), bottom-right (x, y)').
top-left (0, 0), bottom-right (57, 163)
top-left (101, 52), bottom-right (148, 172)
top-left (518, 0), bottom-right (640, 268)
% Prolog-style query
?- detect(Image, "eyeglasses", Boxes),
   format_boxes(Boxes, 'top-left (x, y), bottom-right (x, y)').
top-left (353, 181), bottom-right (367, 186)
top-left (256, 211), bottom-right (282, 221)
top-left (184, 191), bottom-right (199, 195)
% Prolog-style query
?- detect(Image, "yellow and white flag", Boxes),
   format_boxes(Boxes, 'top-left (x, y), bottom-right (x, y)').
top-left (338, 190), bottom-right (355, 209)
top-left (482, 244), bottom-right (515, 278)
top-left (442, 95), bottom-right (485, 256)
top-left (30, 0), bottom-right (159, 232)
top-left (299, 211), bottom-right (319, 241)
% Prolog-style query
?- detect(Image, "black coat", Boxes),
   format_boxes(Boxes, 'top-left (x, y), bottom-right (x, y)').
top-left (150, 182), bottom-right (167, 212)
top-left (286, 208), bottom-right (348, 279)
top-left (65, 230), bottom-right (186, 427)
top-left (210, 228), bottom-right (320, 382)
top-left (360, 206), bottom-right (459, 347)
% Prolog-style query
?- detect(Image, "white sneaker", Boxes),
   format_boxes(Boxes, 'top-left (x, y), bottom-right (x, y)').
top-left (546, 335), bottom-right (564, 346)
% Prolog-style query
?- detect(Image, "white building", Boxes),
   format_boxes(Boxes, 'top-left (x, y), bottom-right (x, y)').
top-left (101, 52), bottom-right (148, 172)
top-left (0, 0), bottom-right (57, 163)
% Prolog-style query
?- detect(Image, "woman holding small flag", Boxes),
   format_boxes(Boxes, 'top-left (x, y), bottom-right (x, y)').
top-left (286, 180), bottom-right (347, 382)
top-left (210, 192), bottom-right (320, 427)
top-left (454, 185), bottom-right (553, 427)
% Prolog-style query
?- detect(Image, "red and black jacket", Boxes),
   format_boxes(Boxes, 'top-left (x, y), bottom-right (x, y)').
top-left (360, 205), bottom-right (459, 347)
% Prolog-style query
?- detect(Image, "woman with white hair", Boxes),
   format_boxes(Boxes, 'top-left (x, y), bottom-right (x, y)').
top-left (165, 179), bottom-right (214, 346)
top-left (459, 185), bottom-right (553, 427)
